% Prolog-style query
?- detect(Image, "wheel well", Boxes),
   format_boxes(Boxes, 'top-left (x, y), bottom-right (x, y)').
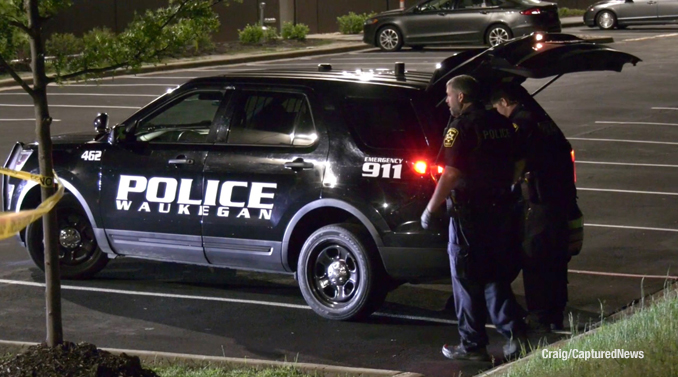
top-left (16, 186), bottom-right (43, 244)
top-left (483, 23), bottom-right (511, 43)
top-left (17, 187), bottom-right (81, 244)
top-left (286, 207), bottom-right (381, 272)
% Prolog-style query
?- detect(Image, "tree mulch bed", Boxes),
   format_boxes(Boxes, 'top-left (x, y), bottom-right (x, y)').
top-left (0, 342), bottom-right (158, 377)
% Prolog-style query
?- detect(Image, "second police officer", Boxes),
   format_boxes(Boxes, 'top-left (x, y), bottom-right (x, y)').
top-left (421, 75), bottom-right (526, 362)
top-left (490, 83), bottom-right (581, 332)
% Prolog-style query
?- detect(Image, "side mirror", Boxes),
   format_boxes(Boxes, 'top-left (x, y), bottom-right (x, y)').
top-left (107, 124), bottom-right (133, 146)
top-left (93, 113), bottom-right (109, 134)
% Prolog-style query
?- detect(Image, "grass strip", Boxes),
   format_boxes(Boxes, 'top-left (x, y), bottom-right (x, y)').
top-left (497, 286), bottom-right (678, 377)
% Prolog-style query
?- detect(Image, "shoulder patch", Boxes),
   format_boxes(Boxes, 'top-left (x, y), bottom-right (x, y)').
top-left (513, 123), bottom-right (519, 131)
top-left (444, 128), bottom-right (459, 148)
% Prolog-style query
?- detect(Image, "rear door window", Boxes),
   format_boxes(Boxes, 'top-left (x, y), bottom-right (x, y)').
top-left (225, 90), bottom-right (316, 146)
top-left (343, 98), bottom-right (429, 150)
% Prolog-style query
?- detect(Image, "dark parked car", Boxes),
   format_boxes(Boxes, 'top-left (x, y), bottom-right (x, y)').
top-left (363, 0), bottom-right (561, 51)
top-left (584, 0), bottom-right (678, 30)
top-left (2, 34), bottom-right (639, 321)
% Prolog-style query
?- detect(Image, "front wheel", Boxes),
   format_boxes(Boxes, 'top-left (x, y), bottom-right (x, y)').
top-left (377, 26), bottom-right (404, 52)
top-left (486, 25), bottom-right (512, 47)
top-left (26, 194), bottom-right (108, 279)
top-left (297, 224), bottom-right (387, 321)
top-left (597, 11), bottom-right (616, 30)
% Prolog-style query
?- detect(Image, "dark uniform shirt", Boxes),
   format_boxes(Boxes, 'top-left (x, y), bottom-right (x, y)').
top-left (444, 103), bottom-right (517, 202)
top-left (443, 102), bottom-right (521, 282)
top-left (509, 104), bottom-right (576, 208)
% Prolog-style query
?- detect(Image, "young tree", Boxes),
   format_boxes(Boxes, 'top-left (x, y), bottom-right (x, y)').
top-left (0, 0), bottom-right (237, 347)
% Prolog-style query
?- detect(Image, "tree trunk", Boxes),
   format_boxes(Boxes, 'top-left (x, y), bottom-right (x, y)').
top-left (27, 0), bottom-right (63, 347)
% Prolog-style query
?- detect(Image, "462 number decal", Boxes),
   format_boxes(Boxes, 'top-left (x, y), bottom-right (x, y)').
top-left (81, 151), bottom-right (102, 161)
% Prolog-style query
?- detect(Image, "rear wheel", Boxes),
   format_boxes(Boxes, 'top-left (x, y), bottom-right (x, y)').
top-left (26, 194), bottom-right (108, 279)
top-left (596, 11), bottom-right (616, 30)
top-left (377, 26), bottom-right (404, 52)
top-left (297, 224), bottom-right (387, 320)
top-left (486, 24), bottom-right (512, 46)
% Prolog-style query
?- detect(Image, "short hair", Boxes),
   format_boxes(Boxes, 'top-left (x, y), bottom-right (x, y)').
top-left (490, 83), bottom-right (530, 105)
top-left (446, 75), bottom-right (480, 103)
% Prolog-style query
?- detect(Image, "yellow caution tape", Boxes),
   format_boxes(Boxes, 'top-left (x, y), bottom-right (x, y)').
top-left (0, 166), bottom-right (55, 187)
top-left (0, 167), bottom-right (64, 240)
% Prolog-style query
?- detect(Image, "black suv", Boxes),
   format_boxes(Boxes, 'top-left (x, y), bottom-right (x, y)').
top-left (2, 34), bottom-right (639, 321)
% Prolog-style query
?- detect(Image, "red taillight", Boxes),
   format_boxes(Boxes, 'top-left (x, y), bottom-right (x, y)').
top-left (437, 165), bottom-right (444, 174)
top-left (571, 149), bottom-right (577, 183)
top-left (413, 161), bottom-right (428, 175)
top-left (520, 7), bottom-right (542, 15)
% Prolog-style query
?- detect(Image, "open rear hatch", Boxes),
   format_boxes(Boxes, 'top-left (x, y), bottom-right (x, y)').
top-left (427, 33), bottom-right (641, 96)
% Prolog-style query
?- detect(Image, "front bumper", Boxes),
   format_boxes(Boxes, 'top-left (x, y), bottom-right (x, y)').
top-left (363, 23), bottom-right (378, 46)
top-left (583, 12), bottom-right (597, 27)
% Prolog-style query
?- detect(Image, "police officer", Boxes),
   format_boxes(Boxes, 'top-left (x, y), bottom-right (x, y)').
top-left (491, 83), bottom-right (578, 332)
top-left (421, 75), bottom-right (526, 362)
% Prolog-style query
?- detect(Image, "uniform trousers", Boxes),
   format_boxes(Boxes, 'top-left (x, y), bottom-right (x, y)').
top-left (522, 203), bottom-right (570, 326)
top-left (447, 207), bottom-right (524, 350)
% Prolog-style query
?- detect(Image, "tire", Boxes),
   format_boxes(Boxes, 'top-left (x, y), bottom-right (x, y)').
top-left (377, 26), bottom-right (404, 52)
top-left (485, 24), bottom-right (512, 47)
top-left (26, 194), bottom-right (108, 279)
top-left (596, 11), bottom-right (616, 30)
top-left (297, 224), bottom-right (387, 321)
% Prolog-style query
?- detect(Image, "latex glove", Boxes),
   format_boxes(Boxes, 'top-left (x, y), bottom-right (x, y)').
top-left (421, 208), bottom-right (433, 230)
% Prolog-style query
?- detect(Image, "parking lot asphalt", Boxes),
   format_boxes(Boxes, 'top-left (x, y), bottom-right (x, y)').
top-left (0, 17), bottom-right (594, 89)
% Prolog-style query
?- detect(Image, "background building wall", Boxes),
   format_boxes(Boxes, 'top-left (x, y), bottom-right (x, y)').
top-left (44, 0), bottom-right (586, 42)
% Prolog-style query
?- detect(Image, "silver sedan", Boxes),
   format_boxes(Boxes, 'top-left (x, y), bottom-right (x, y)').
top-left (584, 0), bottom-right (678, 30)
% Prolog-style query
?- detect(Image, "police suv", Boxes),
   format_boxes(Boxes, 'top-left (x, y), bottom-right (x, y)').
top-left (2, 34), bottom-right (639, 321)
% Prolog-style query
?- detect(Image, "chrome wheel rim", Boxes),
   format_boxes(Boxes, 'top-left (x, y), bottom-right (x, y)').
top-left (379, 29), bottom-right (399, 50)
top-left (488, 28), bottom-right (510, 46)
top-left (599, 12), bottom-right (614, 29)
top-left (310, 244), bottom-right (360, 306)
top-left (57, 212), bottom-right (97, 266)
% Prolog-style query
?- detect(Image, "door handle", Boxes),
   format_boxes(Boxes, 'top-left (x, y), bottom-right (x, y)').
top-left (438, 12), bottom-right (446, 16)
top-left (284, 158), bottom-right (314, 171)
top-left (168, 158), bottom-right (194, 165)
top-left (480, 10), bottom-right (489, 14)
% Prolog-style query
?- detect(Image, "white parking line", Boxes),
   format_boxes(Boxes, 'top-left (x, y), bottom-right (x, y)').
top-left (595, 121), bottom-right (678, 127)
top-left (622, 33), bottom-right (678, 42)
top-left (127, 76), bottom-right (196, 80)
top-left (585, 223), bottom-right (678, 233)
top-left (577, 161), bottom-right (678, 168)
top-left (54, 84), bottom-right (178, 87)
top-left (578, 188), bottom-right (678, 196)
top-left (569, 137), bottom-right (678, 146)
top-left (652, 107), bottom-right (678, 111)
top-left (0, 279), bottom-right (310, 310)
top-left (0, 104), bottom-right (141, 109)
top-left (0, 278), bottom-right (560, 332)
top-left (0, 118), bottom-right (61, 122)
top-left (0, 93), bottom-right (158, 97)
top-left (569, 270), bottom-right (678, 280)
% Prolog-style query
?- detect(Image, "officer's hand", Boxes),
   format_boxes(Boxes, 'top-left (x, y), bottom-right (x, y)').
top-left (421, 208), bottom-right (433, 230)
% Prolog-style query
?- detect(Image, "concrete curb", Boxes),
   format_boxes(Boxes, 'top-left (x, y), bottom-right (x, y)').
top-left (0, 340), bottom-right (423, 377)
